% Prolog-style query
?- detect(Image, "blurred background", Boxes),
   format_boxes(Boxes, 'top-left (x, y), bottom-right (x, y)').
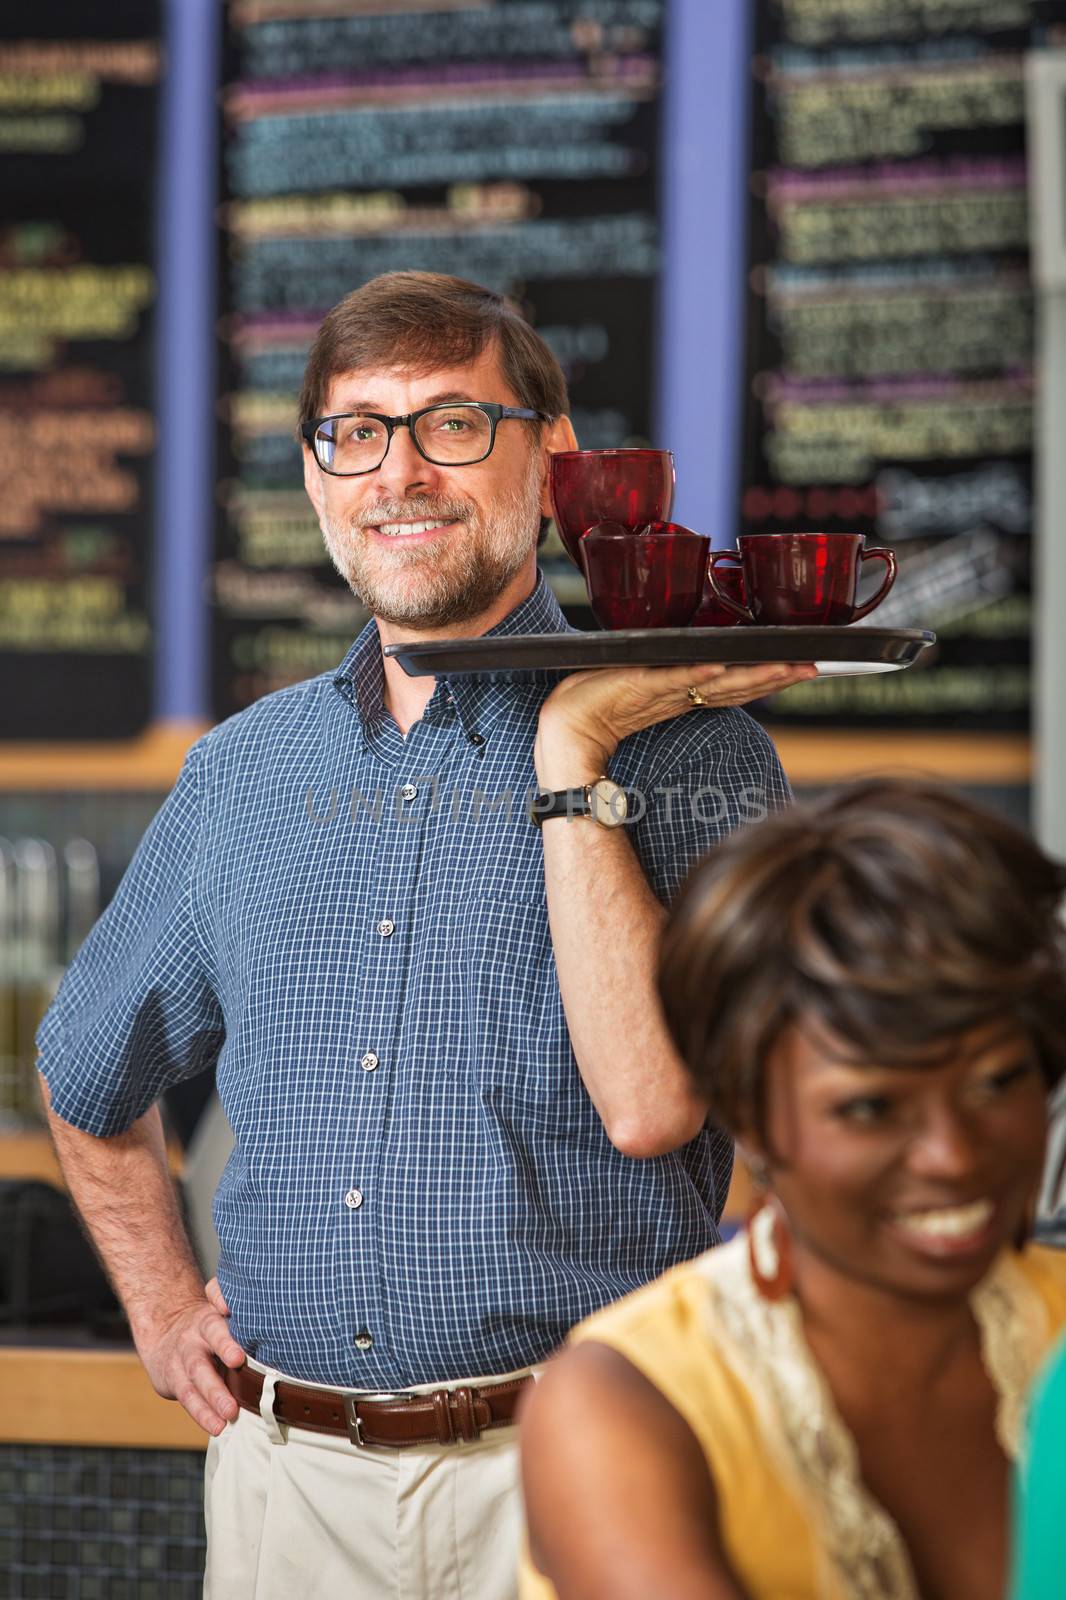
top-left (3, 1), bottom-right (1066, 1593)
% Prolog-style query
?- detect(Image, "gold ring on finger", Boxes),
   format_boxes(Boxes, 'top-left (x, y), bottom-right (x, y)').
top-left (686, 685), bottom-right (709, 707)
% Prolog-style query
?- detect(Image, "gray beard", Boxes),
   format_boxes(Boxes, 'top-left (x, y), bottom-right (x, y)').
top-left (320, 452), bottom-right (543, 629)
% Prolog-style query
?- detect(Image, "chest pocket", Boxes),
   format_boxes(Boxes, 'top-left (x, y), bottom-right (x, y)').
top-left (449, 894), bottom-right (579, 1106)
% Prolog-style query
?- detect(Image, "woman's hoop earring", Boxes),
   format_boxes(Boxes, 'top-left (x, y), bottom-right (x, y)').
top-left (747, 1195), bottom-right (794, 1301)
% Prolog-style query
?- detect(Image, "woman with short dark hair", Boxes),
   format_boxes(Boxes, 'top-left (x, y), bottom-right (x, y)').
top-left (520, 779), bottom-right (1066, 1600)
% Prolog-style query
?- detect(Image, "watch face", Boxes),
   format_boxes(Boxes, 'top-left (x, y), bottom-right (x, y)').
top-left (589, 779), bottom-right (628, 827)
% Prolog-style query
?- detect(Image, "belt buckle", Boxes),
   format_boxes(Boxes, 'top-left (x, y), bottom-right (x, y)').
top-left (343, 1390), bottom-right (414, 1449)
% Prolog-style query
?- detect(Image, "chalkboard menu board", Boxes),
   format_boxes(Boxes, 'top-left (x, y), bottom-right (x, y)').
top-left (742, 0), bottom-right (1063, 731)
top-left (214, 0), bottom-right (663, 719)
top-left (0, 3), bottom-right (160, 741)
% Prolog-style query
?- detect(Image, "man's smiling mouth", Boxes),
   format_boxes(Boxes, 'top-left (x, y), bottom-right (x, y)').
top-left (373, 519), bottom-right (454, 538)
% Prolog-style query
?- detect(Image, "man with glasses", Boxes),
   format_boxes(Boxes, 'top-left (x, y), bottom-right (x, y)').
top-left (37, 271), bottom-right (811, 1599)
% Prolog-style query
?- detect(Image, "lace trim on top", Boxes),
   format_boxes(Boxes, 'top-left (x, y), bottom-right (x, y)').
top-left (971, 1252), bottom-right (1050, 1456)
top-left (696, 1239), bottom-right (1049, 1600)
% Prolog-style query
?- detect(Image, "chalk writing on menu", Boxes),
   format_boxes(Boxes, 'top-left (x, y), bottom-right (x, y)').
top-left (0, 4), bottom-right (160, 741)
top-left (215, 0), bottom-right (663, 718)
top-left (743, 0), bottom-right (1059, 732)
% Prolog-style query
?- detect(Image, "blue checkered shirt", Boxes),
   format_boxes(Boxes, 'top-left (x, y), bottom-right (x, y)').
top-left (38, 575), bottom-right (790, 1387)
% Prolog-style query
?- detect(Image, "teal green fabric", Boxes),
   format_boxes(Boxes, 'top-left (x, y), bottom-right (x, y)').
top-left (1012, 1332), bottom-right (1066, 1598)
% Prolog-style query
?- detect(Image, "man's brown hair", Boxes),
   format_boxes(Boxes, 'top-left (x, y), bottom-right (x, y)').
top-left (657, 778), bottom-right (1066, 1138)
top-left (298, 271), bottom-right (569, 428)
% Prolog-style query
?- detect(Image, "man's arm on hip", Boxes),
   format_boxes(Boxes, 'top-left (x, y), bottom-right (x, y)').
top-left (39, 1072), bottom-right (244, 1435)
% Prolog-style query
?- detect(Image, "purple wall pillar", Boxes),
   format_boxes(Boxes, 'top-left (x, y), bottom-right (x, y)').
top-left (657, 0), bottom-right (751, 543)
top-left (154, 0), bottom-right (219, 724)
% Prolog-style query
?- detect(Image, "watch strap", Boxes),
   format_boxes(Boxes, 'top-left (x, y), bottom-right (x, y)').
top-left (528, 786), bottom-right (595, 827)
top-left (529, 776), bottom-right (628, 828)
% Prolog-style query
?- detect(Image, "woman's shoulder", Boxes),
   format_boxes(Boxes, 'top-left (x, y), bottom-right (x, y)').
top-left (1013, 1242), bottom-right (1066, 1332)
top-left (568, 1235), bottom-right (753, 1425)
top-left (573, 1234), bottom-right (744, 1351)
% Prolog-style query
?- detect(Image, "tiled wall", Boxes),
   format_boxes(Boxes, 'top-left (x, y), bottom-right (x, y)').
top-left (0, 1445), bottom-right (205, 1599)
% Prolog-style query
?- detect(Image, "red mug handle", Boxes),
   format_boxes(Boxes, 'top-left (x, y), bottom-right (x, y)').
top-left (851, 547), bottom-right (897, 621)
top-left (707, 550), bottom-right (754, 622)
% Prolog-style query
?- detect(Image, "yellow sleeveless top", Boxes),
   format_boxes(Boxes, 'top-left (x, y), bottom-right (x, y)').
top-left (520, 1236), bottom-right (1066, 1600)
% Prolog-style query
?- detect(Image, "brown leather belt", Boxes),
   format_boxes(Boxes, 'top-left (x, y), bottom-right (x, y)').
top-left (225, 1363), bottom-right (533, 1448)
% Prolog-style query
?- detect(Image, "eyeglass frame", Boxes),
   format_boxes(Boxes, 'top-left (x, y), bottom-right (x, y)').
top-left (300, 401), bottom-right (553, 477)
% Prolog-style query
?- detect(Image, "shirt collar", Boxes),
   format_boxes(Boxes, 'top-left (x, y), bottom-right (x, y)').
top-left (479, 570), bottom-right (572, 641)
top-left (331, 570), bottom-right (577, 745)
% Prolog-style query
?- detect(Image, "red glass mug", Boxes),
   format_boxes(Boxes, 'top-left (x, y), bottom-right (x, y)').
top-left (580, 527), bottom-right (708, 629)
top-left (631, 521), bottom-right (748, 627)
top-left (691, 559), bottom-right (747, 627)
top-left (707, 532), bottom-right (897, 626)
top-left (549, 449), bottom-right (675, 565)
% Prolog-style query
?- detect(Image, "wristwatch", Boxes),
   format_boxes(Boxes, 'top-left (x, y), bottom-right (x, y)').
top-left (528, 775), bottom-right (629, 829)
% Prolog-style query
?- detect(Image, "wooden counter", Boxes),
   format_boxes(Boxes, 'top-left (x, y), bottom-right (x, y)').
top-left (0, 1348), bottom-right (207, 1450)
top-left (771, 729), bottom-right (1031, 785)
top-left (0, 722), bottom-right (208, 791)
top-left (0, 1132), bottom-right (208, 1449)
top-left (0, 723), bottom-right (1033, 791)
top-left (0, 1129), bottom-right (183, 1185)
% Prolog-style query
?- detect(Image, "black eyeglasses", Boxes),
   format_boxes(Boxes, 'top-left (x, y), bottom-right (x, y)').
top-left (301, 401), bottom-right (552, 477)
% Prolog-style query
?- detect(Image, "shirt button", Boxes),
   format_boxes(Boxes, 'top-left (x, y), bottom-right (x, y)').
top-left (400, 783), bottom-right (418, 801)
top-left (377, 918), bottom-right (395, 938)
top-left (344, 1189), bottom-right (364, 1210)
top-left (360, 1051), bottom-right (379, 1072)
top-left (354, 1333), bottom-right (373, 1351)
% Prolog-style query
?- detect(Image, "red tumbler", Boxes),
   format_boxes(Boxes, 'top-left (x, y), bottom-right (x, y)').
top-left (549, 449), bottom-right (675, 565)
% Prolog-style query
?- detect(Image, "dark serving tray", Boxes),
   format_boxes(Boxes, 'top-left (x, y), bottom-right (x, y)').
top-left (384, 626), bottom-right (937, 679)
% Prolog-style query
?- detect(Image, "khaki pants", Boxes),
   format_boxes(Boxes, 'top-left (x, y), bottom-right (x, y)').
top-left (203, 1362), bottom-right (530, 1600)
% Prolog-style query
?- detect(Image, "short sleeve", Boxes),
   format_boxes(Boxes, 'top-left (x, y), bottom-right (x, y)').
top-left (617, 711), bottom-right (791, 908)
top-left (36, 738), bottom-right (224, 1135)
